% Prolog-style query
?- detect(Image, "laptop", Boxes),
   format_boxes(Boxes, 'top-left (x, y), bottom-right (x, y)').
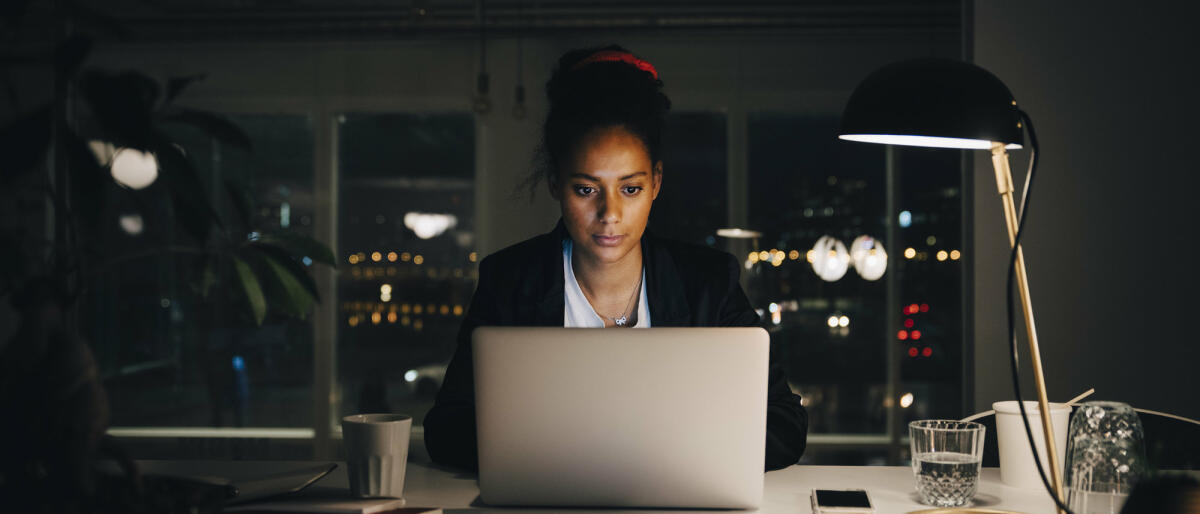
top-left (472, 326), bottom-right (769, 509)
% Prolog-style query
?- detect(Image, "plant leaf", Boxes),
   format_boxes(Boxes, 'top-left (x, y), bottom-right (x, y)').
top-left (0, 104), bottom-right (51, 183)
top-left (152, 137), bottom-right (221, 242)
top-left (164, 74), bottom-right (207, 105)
top-left (257, 250), bottom-right (315, 318)
top-left (251, 242), bottom-right (320, 302)
top-left (78, 70), bottom-right (159, 150)
top-left (162, 108), bottom-right (252, 151)
top-left (257, 231), bottom-right (336, 268)
top-left (232, 257), bottom-right (266, 326)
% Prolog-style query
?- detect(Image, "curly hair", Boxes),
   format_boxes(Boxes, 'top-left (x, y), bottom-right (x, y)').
top-left (521, 45), bottom-right (672, 199)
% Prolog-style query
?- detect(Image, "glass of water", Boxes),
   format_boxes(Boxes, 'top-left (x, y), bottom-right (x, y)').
top-left (909, 420), bottom-right (986, 507)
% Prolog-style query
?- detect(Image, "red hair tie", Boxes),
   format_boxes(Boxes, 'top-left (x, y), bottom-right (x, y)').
top-left (571, 50), bottom-right (659, 80)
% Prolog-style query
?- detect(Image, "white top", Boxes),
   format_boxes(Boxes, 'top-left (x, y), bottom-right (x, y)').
top-left (562, 238), bottom-right (650, 328)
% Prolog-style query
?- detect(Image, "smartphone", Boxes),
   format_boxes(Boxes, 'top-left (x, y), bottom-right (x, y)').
top-left (810, 488), bottom-right (874, 513)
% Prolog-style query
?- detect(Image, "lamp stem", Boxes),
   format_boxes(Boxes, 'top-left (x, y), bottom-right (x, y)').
top-left (990, 143), bottom-right (1066, 511)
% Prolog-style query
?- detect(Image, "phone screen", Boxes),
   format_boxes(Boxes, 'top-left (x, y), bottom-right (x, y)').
top-left (814, 489), bottom-right (871, 508)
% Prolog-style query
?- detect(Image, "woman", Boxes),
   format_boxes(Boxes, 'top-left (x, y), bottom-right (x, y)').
top-left (423, 45), bottom-right (808, 471)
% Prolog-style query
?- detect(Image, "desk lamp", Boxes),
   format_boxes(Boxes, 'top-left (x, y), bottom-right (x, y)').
top-left (838, 59), bottom-right (1066, 512)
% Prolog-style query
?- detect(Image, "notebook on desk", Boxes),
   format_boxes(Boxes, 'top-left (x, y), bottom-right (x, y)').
top-left (472, 326), bottom-right (769, 509)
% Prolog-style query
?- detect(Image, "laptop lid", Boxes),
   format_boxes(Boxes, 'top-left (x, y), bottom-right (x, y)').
top-left (472, 327), bottom-right (769, 509)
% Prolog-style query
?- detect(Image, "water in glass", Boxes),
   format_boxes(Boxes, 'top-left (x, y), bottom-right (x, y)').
top-left (913, 451), bottom-right (981, 507)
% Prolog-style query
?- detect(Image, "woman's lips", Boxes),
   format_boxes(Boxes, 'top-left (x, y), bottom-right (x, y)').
top-left (592, 234), bottom-right (625, 247)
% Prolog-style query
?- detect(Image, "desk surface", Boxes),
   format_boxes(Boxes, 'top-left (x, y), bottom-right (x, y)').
top-left (142, 460), bottom-right (1056, 514)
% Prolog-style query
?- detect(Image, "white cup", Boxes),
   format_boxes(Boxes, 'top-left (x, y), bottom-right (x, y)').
top-left (342, 413), bottom-right (412, 498)
top-left (993, 401), bottom-right (1070, 489)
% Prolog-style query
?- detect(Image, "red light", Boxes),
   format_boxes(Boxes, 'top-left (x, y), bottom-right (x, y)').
top-left (908, 347), bottom-right (919, 357)
top-left (911, 330), bottom-right (922, 340)
top-left (922, 347), bottom-right (933, 357)
top-left (909, 303), bottom-right (920, 314)
top-left (897, 330), bottom-right (909, 340)
top-left (904, 319), bottom-right (914, 328)
top-left (920, 303), bottom-right (929, 313)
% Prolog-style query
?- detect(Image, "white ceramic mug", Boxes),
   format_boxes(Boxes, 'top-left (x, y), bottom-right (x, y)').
top-left (993, 401), bottom-right (1070, 489)
top-left (342, 413), bottom-right (412, 498)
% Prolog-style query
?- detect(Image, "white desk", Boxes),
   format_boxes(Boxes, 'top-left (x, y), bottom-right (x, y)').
top-left (141, 461), bottom-right (1056, 513)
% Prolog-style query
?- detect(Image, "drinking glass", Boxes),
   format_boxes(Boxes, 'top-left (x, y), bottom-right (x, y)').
top-left (1065, 401), bottom-right (1147, 514)
top-left (909, 420), bottom-right (986, 507)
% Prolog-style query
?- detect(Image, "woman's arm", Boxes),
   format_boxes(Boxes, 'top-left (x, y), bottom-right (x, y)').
top-left (717, 254), bottom-right (809, 471)
top-left (422, 256), bottom-right (499, 471)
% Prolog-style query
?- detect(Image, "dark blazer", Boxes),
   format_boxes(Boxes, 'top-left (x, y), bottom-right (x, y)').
top-left (423, 221), bottom-right (808, 471)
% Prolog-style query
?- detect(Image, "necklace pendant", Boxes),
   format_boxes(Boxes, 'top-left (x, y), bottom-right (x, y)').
top-left (614, 316), bottom-right (627, 326)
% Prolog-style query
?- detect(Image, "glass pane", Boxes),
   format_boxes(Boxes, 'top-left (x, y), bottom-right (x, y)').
top-left (650, 112), bottom-right (728, 246)
top-left (747, 114), bottom-right (888, 435)
top-left (96, 114), bottom-right (316, 428)
top-left (336, 113), bottom-right (476, 427)
top-left (895, 146), bottom-right (963, 423)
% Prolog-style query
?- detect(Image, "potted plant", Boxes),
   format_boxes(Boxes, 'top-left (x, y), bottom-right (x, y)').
top-left (0, 9), bottom-right (334, 512)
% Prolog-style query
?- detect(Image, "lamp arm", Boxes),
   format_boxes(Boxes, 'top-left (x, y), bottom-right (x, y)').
top-left (992, 117), bottom-right (1070, 512)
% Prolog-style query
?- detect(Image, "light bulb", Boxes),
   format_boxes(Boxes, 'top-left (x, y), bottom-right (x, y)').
top-left (88, 140), bottom-right (115, 166)
top-left (404, 212), bottom-right (457, 239)
top-left (111, 148), bottom-right (159, 190)
top-left (850, 235), bottom-right (888, 281)
top-left (118, 213), bottom-right (144, 235)
top-left (810, 235), bottom-right (849, 282)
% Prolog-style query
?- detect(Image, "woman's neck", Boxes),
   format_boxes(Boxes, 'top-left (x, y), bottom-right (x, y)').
top-left (571, 242), bottom-right (643, 299)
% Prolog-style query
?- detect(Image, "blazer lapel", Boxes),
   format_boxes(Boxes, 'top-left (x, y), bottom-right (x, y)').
top-left (531, 220), bottom-right (567, 326)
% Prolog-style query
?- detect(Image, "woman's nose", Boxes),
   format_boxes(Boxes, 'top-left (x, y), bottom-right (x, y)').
top-left (597, 192), bottom-right (621, 224)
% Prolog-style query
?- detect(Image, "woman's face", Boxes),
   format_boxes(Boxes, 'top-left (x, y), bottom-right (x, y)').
top-left (551, 126), bottom-right (662, 265)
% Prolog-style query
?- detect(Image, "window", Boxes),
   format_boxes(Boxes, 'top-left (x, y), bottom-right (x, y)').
top-left (748, 114), bottom-right (889, 435)
top-left (335, 113), bottom-right (476, 425)
top-left (746, 114), bottom-right (965, 462)
top-left (893, 146), bottom-right (964, 425)
top-left (97, 114), bottom-right (316, 429)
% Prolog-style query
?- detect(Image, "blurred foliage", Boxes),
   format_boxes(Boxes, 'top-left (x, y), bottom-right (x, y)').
top-left (0, 33), bottom-right (334, 327)
top-left (0, 4), bottom-right (335, 512)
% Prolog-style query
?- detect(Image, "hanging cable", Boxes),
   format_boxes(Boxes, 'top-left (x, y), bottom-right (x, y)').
top-left (1006, 109), bottom-right (1074, 514)
top-left (473, 0), bottom-right (491, 114)
top-left (512, 0), bottom-right (526, 119)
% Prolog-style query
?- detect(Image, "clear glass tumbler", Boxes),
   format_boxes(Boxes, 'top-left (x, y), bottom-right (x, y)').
top-left (1065, 401), bottom-right (1147, 514)
top-left (909, 420), bottom-right (986, 507)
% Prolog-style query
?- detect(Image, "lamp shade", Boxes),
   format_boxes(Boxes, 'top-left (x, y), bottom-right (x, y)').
top-left (838, 59), bottom-right (1023, 150)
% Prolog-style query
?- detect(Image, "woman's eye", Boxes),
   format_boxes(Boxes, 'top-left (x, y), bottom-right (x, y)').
top-left (573, 186), bottom-right (595, 196)
top-left (622, 186), bottom-right (643, 195)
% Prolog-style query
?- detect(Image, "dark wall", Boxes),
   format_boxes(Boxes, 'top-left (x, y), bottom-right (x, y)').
top-left (972, 1), bottom-right (1200, 418)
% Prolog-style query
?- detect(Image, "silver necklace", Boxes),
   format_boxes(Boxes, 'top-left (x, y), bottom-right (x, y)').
top-left (609, 272), bottom-right (642, 327)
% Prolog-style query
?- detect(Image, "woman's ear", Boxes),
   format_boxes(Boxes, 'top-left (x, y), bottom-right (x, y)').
top-left (652, 161), bottom-right (664, 200)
